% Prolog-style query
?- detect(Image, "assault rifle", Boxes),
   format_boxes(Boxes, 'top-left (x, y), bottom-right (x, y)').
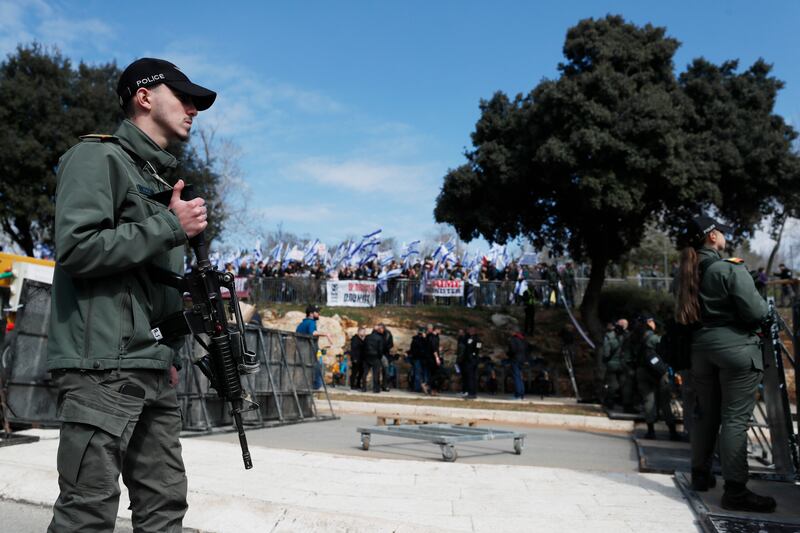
top-left (150, 185), bottom-right (260, 469)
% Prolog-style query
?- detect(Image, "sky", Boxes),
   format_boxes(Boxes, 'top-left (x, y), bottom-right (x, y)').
top-left (2, 0), bottom-right (799, 255)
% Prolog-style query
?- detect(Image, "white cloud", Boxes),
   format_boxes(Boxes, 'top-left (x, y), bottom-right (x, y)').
top-left (0, 0), bottom-right (113, 58)
top-left (288, 158), bottom-right (438, 194)
top-left (37, 17), bottom-right (112, 48)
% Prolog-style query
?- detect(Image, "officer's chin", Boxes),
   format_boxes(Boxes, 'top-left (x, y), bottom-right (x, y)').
top-left (173, 127), bottom-right (191, 143)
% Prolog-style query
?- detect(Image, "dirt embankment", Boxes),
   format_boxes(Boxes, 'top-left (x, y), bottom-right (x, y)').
top-left (258, 303), bottom-right (598, 395)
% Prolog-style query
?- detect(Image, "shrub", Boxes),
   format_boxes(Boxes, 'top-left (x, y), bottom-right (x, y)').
top-left (597, 284), bottom-right (674, 325)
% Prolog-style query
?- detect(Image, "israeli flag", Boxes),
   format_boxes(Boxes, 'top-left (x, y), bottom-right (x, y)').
top-left (303, 239), bottom-right (319, 263)
top-left (270, 242), bottom-right (283, 263)
top-left (253, 239), bottom-right (263, 262)
top-left (377, 267), bottom-right (403, 293)
top-left (379, 252), bottom-right (395, 267)
top-left (401, 240), bottom-right (421, 268)
top-left (360, 252), bottom-right (377, 267)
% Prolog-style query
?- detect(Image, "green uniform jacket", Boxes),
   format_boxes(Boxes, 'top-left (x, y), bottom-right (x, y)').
top-left (47, 120), bottom-right (187, 371)
top-left (640, 329), bottom-right (661, 367)
top-left (602, 331), bottom-right (622, 371)
top-left (692, 247), bottom-right (767, 369)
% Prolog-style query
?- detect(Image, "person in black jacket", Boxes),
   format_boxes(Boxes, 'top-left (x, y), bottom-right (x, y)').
top-left (380, 323), bottom-right (394, 391)
top-left (507, 330), bottom-right (527, 399)
top-left (361, 325), bottom-right (385, 393)
top-left (456, 329), bottom-right (467, 396)
top-left (349, 327), bottom-right (366, 390)
top-left (463, 327), bottom-right (481, 399)
top-left (425, 325), bottom-right (441, 395)
top-left (409, 328), bottom-right (428, 392)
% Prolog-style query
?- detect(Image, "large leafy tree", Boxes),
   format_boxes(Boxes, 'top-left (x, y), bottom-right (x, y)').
top-left (0, 43), bottom-right (228, 256)
top-left (435, 15), bottom-right (799, 340)
top-left (677, 58), bottom-right (800, 273)
top-left (0, 44), bottom-right (121, 256)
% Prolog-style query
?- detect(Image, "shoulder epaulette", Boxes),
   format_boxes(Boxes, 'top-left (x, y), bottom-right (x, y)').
top-left (79, 134), bottom-right (118, 142)
top-left (724, 257), bottom-right (745, 265)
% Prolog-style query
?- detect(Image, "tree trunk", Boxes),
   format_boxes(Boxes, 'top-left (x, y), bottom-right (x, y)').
top-left (1, 216), bottom-right (35, 257)
top-left (766, 213), bottom-right (788, 277)
top-left (579, 251), bottom-right (609, 345)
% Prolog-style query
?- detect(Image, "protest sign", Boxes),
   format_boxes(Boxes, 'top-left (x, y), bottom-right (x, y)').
top-left (327, 280), bottom-right (377, 307)
top-left (424, 279), bottom-right (465, 297)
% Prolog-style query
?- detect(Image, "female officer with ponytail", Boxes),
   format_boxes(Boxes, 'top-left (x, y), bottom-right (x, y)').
top-left (676, 216), bottom-right (775, 512)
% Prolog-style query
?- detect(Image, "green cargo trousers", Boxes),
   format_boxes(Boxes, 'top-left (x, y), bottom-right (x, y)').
top-left (48, 369), bottom-right (187, 533)
top-left (690, 344), bottom-right (762, 484)
top-left (636, 368), bottom-right (675, 425)
top-left (605, 365), bottom-right (635, 407)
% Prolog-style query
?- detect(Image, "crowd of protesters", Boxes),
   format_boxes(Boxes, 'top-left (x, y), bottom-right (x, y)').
top-left (228, 256), bottom-right (582, 284)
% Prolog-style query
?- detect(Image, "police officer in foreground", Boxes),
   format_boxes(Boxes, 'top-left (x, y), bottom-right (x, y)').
top-left (675, 216), bottom-right (775, 513)
top-left (47, 58), bottom-right (216, 531)
top-left (633, 315), bottom-right (679, 440)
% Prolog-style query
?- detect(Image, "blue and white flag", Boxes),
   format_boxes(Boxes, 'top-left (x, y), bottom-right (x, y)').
top-left (401, 240), bottom-right (421, 268)
top-left (302, 239), bottom-right (319, 263)
top-left (379, 251), bottom-right (395, 267)
top-left (377, 267), bottom-right (403, 293)
top-left (253, 239), bottom-right (263, 262)
top-left (269, 242), bottom-right (283, 263)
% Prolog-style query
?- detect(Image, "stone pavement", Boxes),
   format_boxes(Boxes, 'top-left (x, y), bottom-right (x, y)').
top-left (0, 428), bottom-right (698, 532)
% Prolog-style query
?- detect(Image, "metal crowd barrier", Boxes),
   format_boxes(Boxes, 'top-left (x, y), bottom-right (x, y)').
top-left (744, 298), bottom-right (799, 481)
top-left (0, 279), bottom-right (337, 434)
top-left (178, 325), bottom-right (336, 433)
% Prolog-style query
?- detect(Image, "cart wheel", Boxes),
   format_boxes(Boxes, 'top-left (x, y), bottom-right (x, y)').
top-left (361, 433), bottom-right (370, 451)
top-left (441, 444), bottom-right (457, 462)
top-left (513, 438), bottom-right (524, 455)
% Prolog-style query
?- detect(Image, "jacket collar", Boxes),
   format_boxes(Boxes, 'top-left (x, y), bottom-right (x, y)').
top-left (114, 119), bottom-right (178, 173)
top-left (697, 246), bottom-right (722, 272)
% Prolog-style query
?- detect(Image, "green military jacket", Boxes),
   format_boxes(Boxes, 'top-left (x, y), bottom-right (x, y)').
top-left (48, 119), bottom-right (187, 371)
top-left (692, 247), bottom-right (767, 367)
top-left (602, 331), bottom-right (623, 371)
top-left (640, 329), bottom-right (661, 364)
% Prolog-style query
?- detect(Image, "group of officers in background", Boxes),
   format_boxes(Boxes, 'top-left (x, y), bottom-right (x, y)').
top-left (600, 315), bottom-right (680, 441)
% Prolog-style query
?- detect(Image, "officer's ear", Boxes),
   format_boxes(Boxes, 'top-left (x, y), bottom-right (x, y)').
top-left (131, 86), bottom-right (155, 115)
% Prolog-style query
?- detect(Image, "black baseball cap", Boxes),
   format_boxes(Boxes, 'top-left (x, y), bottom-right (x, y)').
top-left (305, 304), bottom-right (321, 315)
top-left (687, 215), bottom-right (733, 243)
top-left (117, 58), bottom-right (217, 111)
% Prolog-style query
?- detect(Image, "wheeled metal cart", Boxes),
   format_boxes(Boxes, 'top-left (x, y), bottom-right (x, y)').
top-left (356, 423), bottom-right (526, 462)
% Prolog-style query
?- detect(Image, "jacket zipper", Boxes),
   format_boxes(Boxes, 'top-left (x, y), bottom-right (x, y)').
top-left (119, 285), bottom-right (135, 370)
top-left (82, 286), bottom-right (94, 367)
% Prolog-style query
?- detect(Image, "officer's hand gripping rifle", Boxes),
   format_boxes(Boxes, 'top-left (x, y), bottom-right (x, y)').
top-left (150, 185), bottom-right (260, 469)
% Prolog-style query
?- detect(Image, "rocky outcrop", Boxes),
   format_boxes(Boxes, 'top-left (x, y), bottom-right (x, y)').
top-left (490, 313), bottom-right (519, 329)
top-left (261, 310), bottom-right (505, 369)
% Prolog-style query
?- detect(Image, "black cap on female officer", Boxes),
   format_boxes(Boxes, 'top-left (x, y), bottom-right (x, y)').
top-left (675, 215), bottom-right (732, 325)
top-left (117, 58), bottom-right (216, 111)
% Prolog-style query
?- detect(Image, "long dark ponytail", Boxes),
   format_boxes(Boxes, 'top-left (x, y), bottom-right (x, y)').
top-left (675, 246), bottom-right (701, 325)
